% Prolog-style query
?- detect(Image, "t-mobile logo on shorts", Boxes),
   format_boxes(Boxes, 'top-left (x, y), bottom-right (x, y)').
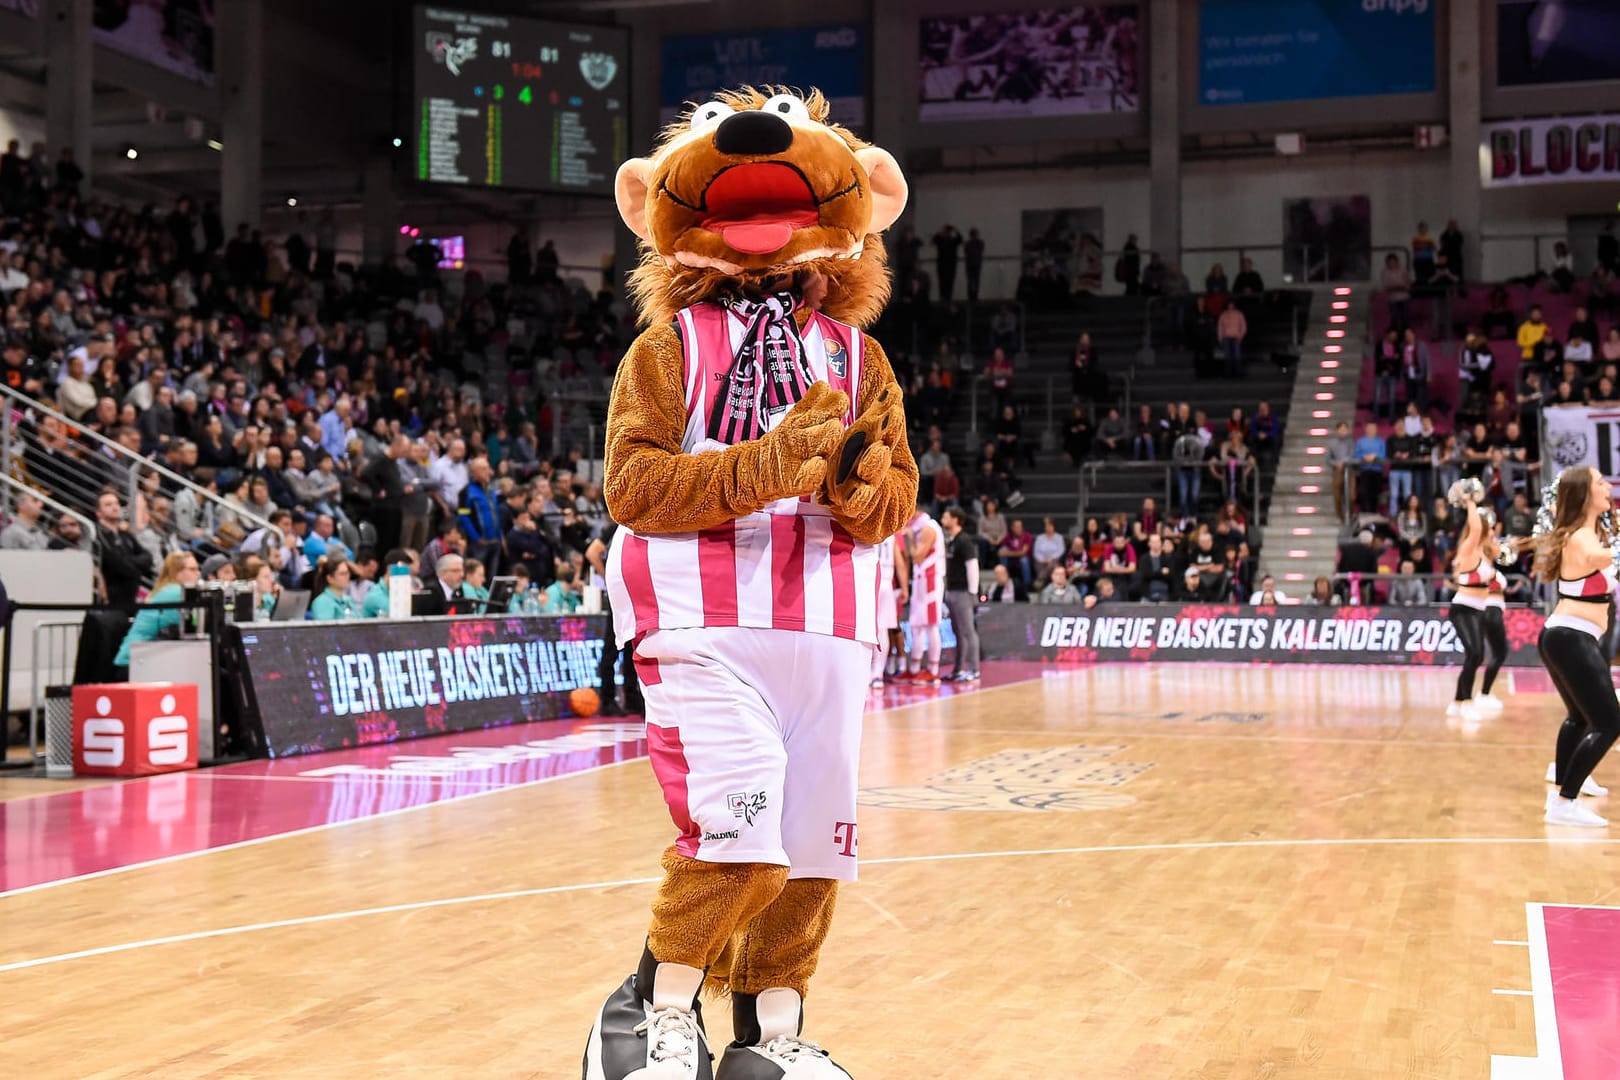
top-left (833, 822), bottom-right (858, 858)
top-left (727, 791), bottom-right (768, 826)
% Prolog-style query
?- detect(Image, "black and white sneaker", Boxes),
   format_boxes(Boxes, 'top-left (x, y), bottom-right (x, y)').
top-left (716, 989), bottom-right (851, 1079)
top-left (584, 947), bottom-right (713, 1080)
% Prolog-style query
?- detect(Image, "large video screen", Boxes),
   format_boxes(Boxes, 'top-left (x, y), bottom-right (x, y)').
top-left (918, 5), bottom-right (1139, 121)
top-left (1199, 0), bottom-right (1434, 106)
top-left (1497, 0), bottom-right (1620, 87)
top-left (412, 6), bottom-right (627, 195)
top-left (661, 25), bottom-right (865, 130)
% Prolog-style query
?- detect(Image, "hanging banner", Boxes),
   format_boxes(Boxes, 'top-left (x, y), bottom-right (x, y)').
top-left (1483, 114), bottom-right (1620, 188)
top-left (1543, 404), bottom-right (1620, 480)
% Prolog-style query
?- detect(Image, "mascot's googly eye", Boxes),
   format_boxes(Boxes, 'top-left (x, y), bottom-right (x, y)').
top-left (689, 101), bottom-right (734, 134)
top-left (763, 94), bottom-right (811, 123)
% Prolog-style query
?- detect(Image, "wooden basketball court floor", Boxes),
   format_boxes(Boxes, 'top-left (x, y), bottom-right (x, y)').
top-left (2, 661), bottom-right (1618, 1079)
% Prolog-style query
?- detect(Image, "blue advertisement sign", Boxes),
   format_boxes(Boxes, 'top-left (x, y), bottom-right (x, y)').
top-left (659, 25), bottom-right (865, 129)
top-left (1198, 0), bottom-right (1435, 106)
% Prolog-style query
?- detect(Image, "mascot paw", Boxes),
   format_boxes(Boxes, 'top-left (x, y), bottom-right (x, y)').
top-left (824, 387), bottom-right (904, 511)
top-left (764, 382), bottom-right (848, 500)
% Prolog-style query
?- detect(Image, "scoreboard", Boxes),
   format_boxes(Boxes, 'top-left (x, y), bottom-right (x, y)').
top-left (412, 6), bottom-right (628, 195)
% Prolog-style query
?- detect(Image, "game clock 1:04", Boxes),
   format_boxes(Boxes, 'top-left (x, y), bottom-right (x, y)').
top-left (412, 7), bottom-right (627, 196)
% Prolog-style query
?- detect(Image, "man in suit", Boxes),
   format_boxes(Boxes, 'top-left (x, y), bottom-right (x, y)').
top-left (416, 552), bottom-right (471, 616)
top-left (1133, 533), bottom-right (1175, 601)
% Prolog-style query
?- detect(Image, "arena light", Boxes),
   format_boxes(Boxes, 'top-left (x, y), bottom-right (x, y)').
top-left (1312, 410), bottom-right (1330, 418)
top-left (1325, 345), bottom-right (1342, 353)
top-left (1300, 484), bottom-right (1321, 494)
top-left (1295, 505), bottom-right (1318, 514)
top-left (1318, 376), bottom-right (1336, 384)
top-left (1330, 315), bottom-right (1347, 324)
top-left (1309, 427), bottom-right (1328, 436)
top-left (1283, 572), bottom-right (1306, 582)
top-left (1302, 465), bottom-right (1324, 474)
top-left (124, 146), bottom-right (138, 160)
top-left (1292, 527), bottom-right (1312, 536)
top-left (1327, 329), bottom-right (1345, 338)
top-left (1322, 360), bottom-right (1339, 369)
top-left (1334, 287), bottom-right (1352, 295)
top-left (1288, 549), bottom-right (1309, 558)
top-left (1332, 301), bottom-right (1349, 310)
top-left (1305, 446), bottom-right (1326, 454)
top-left (392, 137), bottom-right (404, 148)
top-left (206, 139), bottom-right (223, 152)
top-left (286, 196), bottom-right (298, 207)
top-left (1314, 392), bottom-right (1334, 401)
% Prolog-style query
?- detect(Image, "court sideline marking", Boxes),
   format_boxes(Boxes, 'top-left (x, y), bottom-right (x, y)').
top-left (0, 836), bottom-right (1615, 975)
top-left (0, 676), bottom-right (1047, 900)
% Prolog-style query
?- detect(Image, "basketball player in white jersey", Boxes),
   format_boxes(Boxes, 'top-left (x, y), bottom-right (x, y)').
top-left (871, 532), bottom-right (908, 687)
top-left (902, 500), bottom-right (946, 685)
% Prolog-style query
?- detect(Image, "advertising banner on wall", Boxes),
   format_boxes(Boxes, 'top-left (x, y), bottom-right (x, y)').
top-left (230, 614), bottom-right (612, 758)
top-left (1198, 0), bottom-right (1435, 106)
top-left (1497, 0), bottom-right (1620, 87)
top-left (660, 26), bottom-right (865, 129)
top-left (973, 602), bottom-right (1544, 666)
top-left (1482, 114), bottom-right (1620, 188)
top-left (94, 0), bottom-right (214, 85)
top-left (1543, 404), bottom-right (1620, 481)
top-left (917, 5), bottom-right (1139, 121)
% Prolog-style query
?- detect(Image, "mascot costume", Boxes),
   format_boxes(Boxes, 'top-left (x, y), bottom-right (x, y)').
top-left (583, 87), bottom-right (917, 1080)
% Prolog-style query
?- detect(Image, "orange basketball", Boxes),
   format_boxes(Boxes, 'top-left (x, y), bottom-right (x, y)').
top-left (569, 688), bottom-right (601, 717)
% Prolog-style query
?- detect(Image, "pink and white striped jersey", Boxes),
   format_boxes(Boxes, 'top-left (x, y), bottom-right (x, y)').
top-left (875, 531), bottom-right (899, 631)
top-left (606, 302), bottom-right (882, 647)
top-left (906, 510), bottom-right (945, 626)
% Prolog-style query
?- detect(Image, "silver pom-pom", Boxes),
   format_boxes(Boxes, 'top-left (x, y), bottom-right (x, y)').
top-left (1532, 473), bottom-right (1563, 542)
top-left (1447, 478), bottom-right (1485, 508)
top-left (1495, 544), bottom-right (1518, 567)
top-left (1479, 506), bottom-right (1497, 529)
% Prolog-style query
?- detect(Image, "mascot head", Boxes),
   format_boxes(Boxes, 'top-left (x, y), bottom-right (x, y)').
top-left (615, 86), bottom-right (908, 329)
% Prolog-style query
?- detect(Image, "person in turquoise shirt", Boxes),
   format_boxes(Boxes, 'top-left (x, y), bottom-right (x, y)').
top-left (309, 557), bottom-right (358, 620)
top-left (463, 557), bottom-right (490, 611)
top-left (114, 551), bottom-right (201, 668)
top-left (363, 548), bottom-right (418, 618)
top-left (543, 564), bottom-right (583, 614)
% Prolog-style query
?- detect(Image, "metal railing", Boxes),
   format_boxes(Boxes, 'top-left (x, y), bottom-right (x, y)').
top-left (0, 473), bottom-right (95, 553)
top-left (1076, 457), bottom-right (1265, 526)
top-left (0, 384), bottom-right (274, 543)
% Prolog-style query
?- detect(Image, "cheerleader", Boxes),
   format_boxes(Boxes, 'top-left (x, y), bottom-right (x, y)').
top-left (1446, 479), bottom-right (1491, 723)
top-left (1536, 466), bottom-right (1617, 827)
top-left (1475, 526), bottom-right (1509, 714)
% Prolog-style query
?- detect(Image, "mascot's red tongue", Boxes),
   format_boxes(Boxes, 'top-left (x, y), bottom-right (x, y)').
top-left (703, 163), bottom-right (819, 255)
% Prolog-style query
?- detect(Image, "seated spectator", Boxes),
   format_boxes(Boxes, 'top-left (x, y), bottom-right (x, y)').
top-left (1031, 517), bottom-right (1066, 585)
top-left (1084, 577), bottom-right (1116, 608)
top-left (1212, 431), bottom-right (1256, 504)
top-left (1395, 494), bottom-right (1428, 556)
top-left (932, 464), bottom-right (961, 515)
top-left (310, 556), bottom-right (358, 620)
top-left (417, 552), bottom-right (470, 616)
top-left (1133, 496), bottom-right (1161, 541)
top-left (1307, 575), bottom-right (1339, 605)
top-left (1517, 305), bottom-right (1548, 362)
top-left (113, 551), bottom-right (200, 669)
top-left (1387, 560), bottom-right (1430, 606)
top-left (1134, 533), bottom-right (1175, 601)
top-left (543, 563), bottom-right (584, 613)
top-left (999, 518), bottom-right (1034, 585)
top-left (993, 404), bottom-right (1033, 469)
top-left (463, 557), bottom-right (490, 609)
top-left (1249, 399), bottom-right (1281, 464)
top-left (1248, 574), bottom-right (1287, 605)
top-left (1, 493), bottom-right (49, 550)
top-left (982, 562), bottom-right (1023, 604)
top-left (1063, 406), bottom-right (1093, 465)
top-left (1037, 565), bottom-right (1082, 605)
top-left (302, 513), bottom-right (348, 565)
top-left (1062, 536), bottom-right (1090, 588)
top-left (1565, 332), bottom-right (1595, 365)
top-left (1101, 533), bottom-right (1137, 593)
top-left (917, 435), bottom-right (950, 498)
top-left (362, 548), bottom-right (416, 618)
top-left (1094, 406), bottom-right (1127, 458)
top-left (1338, 528), bottom-right (1382, 585)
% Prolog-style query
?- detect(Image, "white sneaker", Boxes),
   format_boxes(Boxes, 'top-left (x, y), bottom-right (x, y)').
top-left (585, 956), bottom-right (712, 1080)
top-left (869, 678), bottom-right (884, 689)
top-left (1545, 763), bottom-right (1609, 797)
top-left (1545, 797), bottom-right (1609, 828)
top-left (1473, 693), bottom-right (1505, 714)
top-left (1446, 701), bottom-right (1481, 722)
top-left (717, 989), bottom-right (851, 1080)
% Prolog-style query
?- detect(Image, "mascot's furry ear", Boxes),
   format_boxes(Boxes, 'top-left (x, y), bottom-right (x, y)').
top-left (616, 157), bottom-right (654, 244)
top-left (853, 146), bottom-right (907, 235)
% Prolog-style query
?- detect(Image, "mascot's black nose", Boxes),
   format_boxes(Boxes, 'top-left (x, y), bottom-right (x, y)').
top-left (714, 110), bottom-right (794, 156)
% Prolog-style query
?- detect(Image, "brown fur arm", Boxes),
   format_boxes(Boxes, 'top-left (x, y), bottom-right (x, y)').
top-left (604, 323), bottom-right (847, 535)
top-left (822, 335), bottom-right (919, 545)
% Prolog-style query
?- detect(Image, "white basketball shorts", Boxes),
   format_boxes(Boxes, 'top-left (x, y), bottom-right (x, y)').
top-left (634, 626), bottom-right (874, 881)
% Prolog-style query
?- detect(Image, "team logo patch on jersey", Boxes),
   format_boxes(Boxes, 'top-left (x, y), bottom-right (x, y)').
top-left (825, 339), bottom-right (846, 379)
top-left (728, 790), bottom-right (769, 825)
